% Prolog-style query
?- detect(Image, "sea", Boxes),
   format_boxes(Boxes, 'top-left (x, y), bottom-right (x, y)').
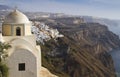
top-left (110, 49), bottom-right (120, 77)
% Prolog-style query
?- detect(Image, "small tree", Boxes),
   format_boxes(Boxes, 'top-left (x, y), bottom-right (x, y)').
top-left (0, 42), bottom-right (11, 77)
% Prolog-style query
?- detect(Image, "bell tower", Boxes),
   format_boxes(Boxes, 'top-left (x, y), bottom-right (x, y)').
top-left (2, 10), bottom-right (32, 36)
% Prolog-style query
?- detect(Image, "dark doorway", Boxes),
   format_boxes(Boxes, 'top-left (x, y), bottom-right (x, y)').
top-left (16, 27), bottom-right (21, 36)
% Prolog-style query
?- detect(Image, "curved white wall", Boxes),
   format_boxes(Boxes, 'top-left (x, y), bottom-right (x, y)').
top-left (7, 49), bottom-right (38, 77)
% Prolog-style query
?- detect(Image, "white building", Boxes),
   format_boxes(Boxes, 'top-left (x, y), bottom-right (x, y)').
top-left (2, 9), bottom-right (41, 77)
top-left (1, 10), bottom-right (57, 77)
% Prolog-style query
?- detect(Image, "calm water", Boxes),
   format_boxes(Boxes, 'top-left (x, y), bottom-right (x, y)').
top-left (110, 49), bottom-right (120, 77)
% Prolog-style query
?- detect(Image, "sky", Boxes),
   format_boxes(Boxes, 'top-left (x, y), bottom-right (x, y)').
top-left (0, 0), bottom-right (120, 19)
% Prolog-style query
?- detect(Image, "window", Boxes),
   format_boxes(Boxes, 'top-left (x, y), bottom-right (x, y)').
top-left (16, 27), bottom-right (21, 36)
top-left (18, 63), bottom-right (25, 71)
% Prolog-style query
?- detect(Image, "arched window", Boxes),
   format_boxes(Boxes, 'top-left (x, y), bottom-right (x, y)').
top-left (16, 27), bottom-right (21, 36)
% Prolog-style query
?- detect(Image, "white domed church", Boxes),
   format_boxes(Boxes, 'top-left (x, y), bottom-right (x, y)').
top-left (1, 10), bottom-right (57, 77)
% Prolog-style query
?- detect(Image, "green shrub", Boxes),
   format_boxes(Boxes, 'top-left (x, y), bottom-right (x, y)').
top-left (0, 63), bottom-right (9, 77)
top-left (0, 42), bottom-right (11, 77)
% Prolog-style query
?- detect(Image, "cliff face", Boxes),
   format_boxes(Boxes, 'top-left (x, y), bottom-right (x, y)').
top-left (40, 20), bottom-right (120, 77)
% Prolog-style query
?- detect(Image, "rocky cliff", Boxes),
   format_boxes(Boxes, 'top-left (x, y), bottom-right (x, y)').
top-left (39, 18), bottom-right (120, 77)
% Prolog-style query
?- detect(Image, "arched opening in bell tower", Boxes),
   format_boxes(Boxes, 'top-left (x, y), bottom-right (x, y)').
top-left (16, 27), bottom-right (21, 36)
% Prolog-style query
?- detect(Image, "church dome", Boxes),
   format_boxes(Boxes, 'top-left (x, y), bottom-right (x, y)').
top-left (4, 10), bottom-right (30, 24)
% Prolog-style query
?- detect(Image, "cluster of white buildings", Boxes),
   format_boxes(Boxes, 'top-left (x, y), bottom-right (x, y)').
top-left (31, 21), bottom-right (64, 44)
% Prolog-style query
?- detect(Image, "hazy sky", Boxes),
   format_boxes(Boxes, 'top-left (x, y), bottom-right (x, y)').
top-left (0, 0), bottom-right (120, 19)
